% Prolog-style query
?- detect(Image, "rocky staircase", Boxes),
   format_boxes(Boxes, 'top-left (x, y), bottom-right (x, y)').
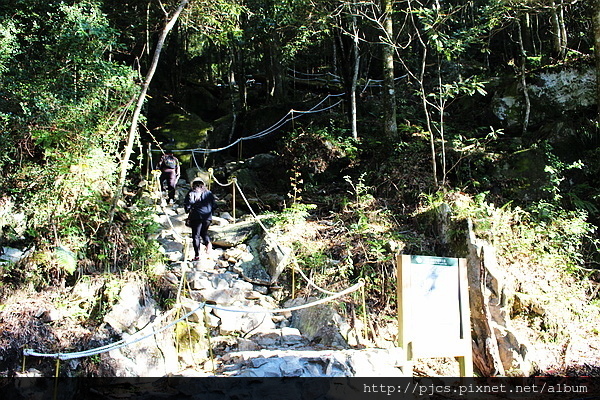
top-left (147, 203), bottom-right (405, 377)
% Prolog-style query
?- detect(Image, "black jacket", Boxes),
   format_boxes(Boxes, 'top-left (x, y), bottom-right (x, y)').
top-left (184, 188), bottom-right (216, 220)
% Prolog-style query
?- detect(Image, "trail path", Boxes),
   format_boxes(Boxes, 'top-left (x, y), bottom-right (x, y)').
top-left (154, 195), bottom-right (405, 378)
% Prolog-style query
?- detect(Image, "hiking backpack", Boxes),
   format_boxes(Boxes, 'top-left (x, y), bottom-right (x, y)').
top-left (163, 155), bottom-right (177, 169)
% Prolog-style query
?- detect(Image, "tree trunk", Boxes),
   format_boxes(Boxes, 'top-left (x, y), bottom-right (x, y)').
top-left (550, 0), bottom-right (567, 59)
top-left (110, 0), bottom-right (190, 220)
top-left (593, 0), bottom-right (600, 121)
top-left (266, 37), bottom-right (285, 102)
top-left (351, 10), bottom-right (360, 140)
top-left (516, 20), bottom-right (531, 136)
top-left (381, 0), bottom-right (397, 140)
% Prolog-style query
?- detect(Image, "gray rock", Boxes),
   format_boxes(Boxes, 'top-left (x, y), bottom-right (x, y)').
top-left (253, 285), bottom-right (269, 295)
top-left (0, 247), bottom-right (24, 264)
top-left (210, 219), bottom-right (257, 247)
top-left (280, 356), bottom-right (304, 376)
top-left (259, 235), bottom-right (291, 283)
top-left (185, 271), bottom-right (212, 290)
top-left (104, 280), bottom-right (156, 334)
top-left (178, 297), bottom-right (207, 323)
top-left (246, 153), bottom-right (278, 169)
top-left (213, 303), bottom-right (276, 335)
top-left (101, 280), bottom-right (179, 377)
top-left (220, 212), bottom-right (235, 222)
top-left (289, 299), bottom-right (349, 348)
top-left (238, 337), bottom-right (261, 352)
top-left (196, 288), bottom-right (242, 306)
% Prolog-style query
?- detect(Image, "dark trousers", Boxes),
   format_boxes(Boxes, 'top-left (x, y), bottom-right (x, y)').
top-left (191, 218), bottom-right (211, 257)
top-left (160, 169), bottom-right (178, 201)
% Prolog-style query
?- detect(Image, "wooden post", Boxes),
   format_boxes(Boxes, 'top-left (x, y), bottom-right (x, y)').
top-left (361, 281), bottom-right (370, 340)
top-left (231, 177), bottom-right (237, 222)
top-left (458, 257), bottom-right (474, 376)
top-left (397, 254), bottom-right (413, 376)
top-left (146, 143), bottom-right (152, 181)
top-left (207, 168), bottom-right (213, 191)
top-left (291, 261), bottom-right (296, 299)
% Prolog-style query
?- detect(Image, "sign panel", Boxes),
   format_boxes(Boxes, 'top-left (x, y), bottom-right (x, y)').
top-left (396, 254), bottom-right (473, 376)
top-left (409, 255), bottom-right (460, 341)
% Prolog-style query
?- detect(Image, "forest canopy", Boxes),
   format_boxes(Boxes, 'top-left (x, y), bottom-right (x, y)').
top-left (0, 0), bottom-right (599, 285)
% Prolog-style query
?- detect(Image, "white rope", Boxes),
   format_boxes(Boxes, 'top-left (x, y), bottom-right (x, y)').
top-left (161, 204), bottom-right (186, 243)
top-left (288, 69), bottom-right (408, 94)
top-left (234, 181), bottom-right (277, 241)
top-left (234, 181), bottom-right (347, 295)
top-left (23, 302), bottom-right (206, 361)
top-left (210, 173), bottom-right (234, 188)
top-left (205, 280), bottom-right (364, 314)
top-left (291, 260), bottom-right (338, 296)
top-left (22, 277), bottom-right (364, 361)
top-left (150, 93), bottom-right (345, 155)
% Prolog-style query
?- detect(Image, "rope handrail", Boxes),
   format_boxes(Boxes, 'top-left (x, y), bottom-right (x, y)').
top-left (212, 175), bottom-right (234, 188)
top-left (233, 181), bottom-right (346, 295)
top-left (205, 280), bottom-right (364, 314)
top-left (150, 93), bottom-right (344, 155)
top-left (23, 302), bottom-right (205, 361)
top-left (21, 279), bottom-right (364, 361)
top-left (23, 176), bottom-right (363, 362)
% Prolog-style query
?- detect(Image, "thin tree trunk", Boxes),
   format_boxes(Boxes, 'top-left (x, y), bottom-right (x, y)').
top-left (381, 0), bottom-right (397, 140)
top-left (420, 49), bottom-right (437, 187)
top-left (228, 51), bottom-right (238, 144)
top-left (438, 59), bottom-right (447, 186)
top-left (110, 0), bottom-right (190, 221)
top-left (516, 20), bottom-right (531, 136)
top-left (351, 10), bottom-right (360, 140)
top-left (558, 0), bottom-right (567, 57)
top-left (550, 0), bottom-right (567, 59)
top-left (594, 0), bottom-right (600, 122)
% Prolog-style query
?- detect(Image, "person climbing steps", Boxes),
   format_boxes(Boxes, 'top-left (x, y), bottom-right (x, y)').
top-left (184, 178), bottom-right (216, 261)
top-left (157, 152), bottom-right (180, 205)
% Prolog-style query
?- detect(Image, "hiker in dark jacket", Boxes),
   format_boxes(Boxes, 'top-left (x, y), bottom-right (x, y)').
top-left (184, 179), bottom-right (216, 260)
top-left (158, 152), bottom-right (180, 204)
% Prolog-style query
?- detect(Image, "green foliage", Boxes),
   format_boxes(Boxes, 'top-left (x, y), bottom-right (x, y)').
top-left (414, 0), bottom-right (504, 60)
top-left (343, 173), bottom-right (375, 233)
top-left (267, 202), bottom-right (317, 228)
top-left (542, 148), bottom-right (584, 203)
top-left (282, 123), bottom-right (358, 191)
top-left (186, 0), bottom-right (245, 54)
top-left (244, 0), bottom-right (328, 62)
top-left (422, 190), bottom-right (597, 273)
top-left (0, 19), bottom-right (17, 76)
top-left (0, 0), bottom-right (155, 277)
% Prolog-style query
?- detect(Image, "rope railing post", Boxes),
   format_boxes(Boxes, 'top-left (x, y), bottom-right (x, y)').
top-left (360, 279), bottom-right (369, 340)
top-left (207, 168), bottom-right (214, 191)
top-left (231, 176), bottom-right (237, 222)
top-left (203, 307), bottom-right (216, 374)
top-left (146, 143), bottom-right (152, 181)
top-left (292, 261), bottom-right (296, 299)
top-left (151, 170), bottom-right (162, 204)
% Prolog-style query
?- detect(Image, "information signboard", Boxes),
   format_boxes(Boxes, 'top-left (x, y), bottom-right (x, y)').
top-left (396, 254), bottom-right (473, 376)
